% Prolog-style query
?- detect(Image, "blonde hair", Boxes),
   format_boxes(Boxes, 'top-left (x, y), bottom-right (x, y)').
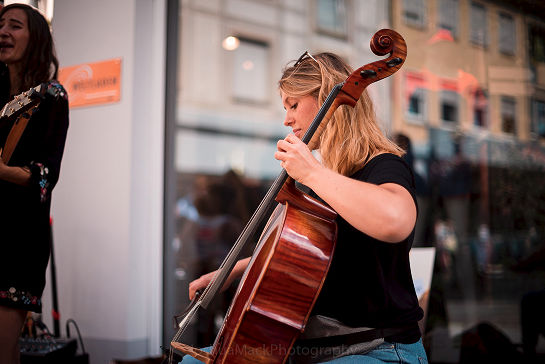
top-left (278, 52), bottom-right (403, 177)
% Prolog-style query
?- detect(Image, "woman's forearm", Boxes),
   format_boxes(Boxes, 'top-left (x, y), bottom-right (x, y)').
top-left (305, 166), bottom-right (417, 243)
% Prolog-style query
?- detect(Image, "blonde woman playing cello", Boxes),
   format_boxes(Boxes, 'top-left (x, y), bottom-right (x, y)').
top-left (184, 51), bottom-right (427, 364)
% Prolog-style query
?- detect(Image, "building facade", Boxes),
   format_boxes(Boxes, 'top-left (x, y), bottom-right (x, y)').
top-left (391, 0), bottom-right (545, 362)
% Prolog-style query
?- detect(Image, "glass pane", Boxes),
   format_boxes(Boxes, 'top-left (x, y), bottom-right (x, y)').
top-left (404, 0), bottom-right (426, 28)
top-left (232, 39), bottom-right (270, 104)
top-left (316, 0), bottom-right (347, 36)
top-left (529, 25), bottom-right (545, 62)
top-left (470, 2), bottom-right (487, 46)
top-left (406, 72), bottom-right (427, 123)
top-left (499, 13), bottom-right (515, 54)
top-left (501, 97), bottom-right (516, 134)
top-left (473, 89), bottom-right (488, 128)
top-left (164, 2), bottom-right (545, 363)
top-left (440, 90), bottom-right (459, 124)
top-left (534, 100), bottom-right (545, 137)
top-left (438, 0), bottom-right (458, 38)
top-left (164, 2), bottom-right (285, 350)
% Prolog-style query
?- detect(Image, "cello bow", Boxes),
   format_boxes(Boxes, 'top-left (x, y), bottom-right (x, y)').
top-left (169, 28), bottom-right (406, 364)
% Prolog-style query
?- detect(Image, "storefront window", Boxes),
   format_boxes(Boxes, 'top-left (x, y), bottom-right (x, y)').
top-left (164, 1), bottom-right (545, 362)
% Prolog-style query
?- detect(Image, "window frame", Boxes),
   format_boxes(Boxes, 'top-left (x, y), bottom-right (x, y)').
top-left (440, 89), bottom-right (460, 125)
top-left (500, 96), bottom-right (517, 135)
top-left (405, 71), bottom-right (428, 124)
top-left (472, 88), bottom-right (489, 129)
top-left (498, 12), bottom-right (516, 56)
top-left (531, 98), bottom-right (545, 139)
top-left (230, 37), bottom-right (271, 106)
top-left (403, 0), bottom-right (427, 29)
top-left (437, 0), bottom-right (459, 39)
top-left (470, 1), bottom-right (488, 48)
top-left (314, 0), bottom-right (349, 39)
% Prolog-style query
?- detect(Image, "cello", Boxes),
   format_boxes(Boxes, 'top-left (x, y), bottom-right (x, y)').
top-left (169, 28), bottom-right (407, 364)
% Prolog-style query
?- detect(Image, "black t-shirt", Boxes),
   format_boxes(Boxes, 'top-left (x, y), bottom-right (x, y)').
top-left (310, 153), bottom-right (423, 343)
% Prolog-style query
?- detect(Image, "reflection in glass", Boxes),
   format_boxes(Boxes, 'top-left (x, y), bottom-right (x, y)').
top-left (166, 1), bottom-right (545, 362)
top-left (498, 12), bottom-right (516, 55)
top-left (440, 90), bottom-right (459, 124)
top-left (501, 96), bottom-right (516, 135)
top-left (473, 88), bottom-right (488, 128)
top-left (438, 0), bottom-right (459, 39)
top-left (316, 0), bottom-right (348, 37)
top-left (404, 0), bottom-right (427, 28)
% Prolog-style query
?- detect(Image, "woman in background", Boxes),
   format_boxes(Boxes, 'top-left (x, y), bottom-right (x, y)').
top-left (0, 4), bottom-right (69, 363)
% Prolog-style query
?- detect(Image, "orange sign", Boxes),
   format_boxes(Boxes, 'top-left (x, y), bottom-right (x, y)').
top-left (58, 58), bottom-right (122, 108)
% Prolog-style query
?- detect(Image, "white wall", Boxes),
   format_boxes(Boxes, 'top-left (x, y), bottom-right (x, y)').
top-left (41, 0), bottom-right (166, 362)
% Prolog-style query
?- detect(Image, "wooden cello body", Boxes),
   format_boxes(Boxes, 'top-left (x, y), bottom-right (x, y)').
top-left (173, 181), bottom-right (337, 363)
top-left (212, 181), bottom-right (337, 363)
top-left (170, 28), bottom-right (407, 364)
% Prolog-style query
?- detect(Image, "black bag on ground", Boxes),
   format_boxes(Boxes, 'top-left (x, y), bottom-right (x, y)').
top-left (459, 321), bottom-right (523, 364)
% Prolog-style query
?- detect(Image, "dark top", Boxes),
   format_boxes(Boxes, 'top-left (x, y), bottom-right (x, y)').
top-left (310, 153), bottom-right (423, 343)
top-left (0, 81), bottom-right (69, 313)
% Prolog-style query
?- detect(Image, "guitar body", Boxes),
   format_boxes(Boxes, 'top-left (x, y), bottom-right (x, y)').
top-left (210, 182), bottom-right (337, 363)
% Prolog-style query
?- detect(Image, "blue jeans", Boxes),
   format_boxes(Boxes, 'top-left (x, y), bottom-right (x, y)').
top-left (319, 339), bottom-right (428, 363)
top-left (179, 339), bottom-right (428, 363)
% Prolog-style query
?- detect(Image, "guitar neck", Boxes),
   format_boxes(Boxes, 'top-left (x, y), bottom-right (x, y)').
top-left (0, 84), bottom-right (43, 119)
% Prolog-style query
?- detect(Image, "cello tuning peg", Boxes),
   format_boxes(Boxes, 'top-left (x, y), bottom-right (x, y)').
top-left (360, 69), bottom-right (377, 78)
top-left (386, 57), bottom-right (403, 67)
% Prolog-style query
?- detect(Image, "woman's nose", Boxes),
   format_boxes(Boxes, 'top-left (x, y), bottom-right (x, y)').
top-left (283, 113), bottom-right (293, 127)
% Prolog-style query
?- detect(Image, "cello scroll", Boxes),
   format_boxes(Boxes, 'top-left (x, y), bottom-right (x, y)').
top-left (306, 28), bottom-right (406, 151)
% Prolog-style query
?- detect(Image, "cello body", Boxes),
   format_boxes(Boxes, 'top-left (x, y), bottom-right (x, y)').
top-left (210, 181), bottom-right (337, 363)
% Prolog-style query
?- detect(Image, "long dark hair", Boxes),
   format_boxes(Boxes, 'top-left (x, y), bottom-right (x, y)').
top-left (0, 3), bottom-right (59, 94)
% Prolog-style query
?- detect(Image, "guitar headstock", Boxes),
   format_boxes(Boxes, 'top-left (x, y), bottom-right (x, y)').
top-left (0, 84), bottom-right (44, 120)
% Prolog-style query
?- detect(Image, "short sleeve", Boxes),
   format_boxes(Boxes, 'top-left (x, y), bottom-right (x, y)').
top-left (352, 153), bottom-right (417, 205)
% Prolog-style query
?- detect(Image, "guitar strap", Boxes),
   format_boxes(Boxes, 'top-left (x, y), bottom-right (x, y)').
top-left (0, 103), bottom-right (40, 165)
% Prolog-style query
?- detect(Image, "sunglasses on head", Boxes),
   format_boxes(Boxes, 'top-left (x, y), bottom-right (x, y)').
top-left (294, 50), bottom-right (318, 67)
